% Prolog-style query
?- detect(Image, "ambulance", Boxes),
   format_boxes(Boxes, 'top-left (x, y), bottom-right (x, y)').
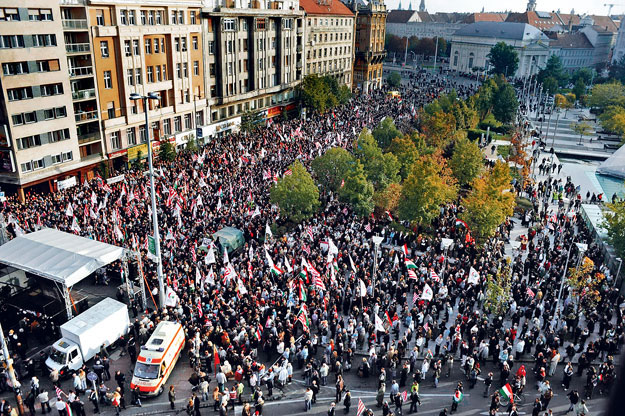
top-left (130, 321), bottom-right (185, 396)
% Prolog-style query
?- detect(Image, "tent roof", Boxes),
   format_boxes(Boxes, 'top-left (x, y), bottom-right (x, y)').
top-left (0, 228), bottom-right (125, 287)
top-left (597, 144), bottom-right (625, 179)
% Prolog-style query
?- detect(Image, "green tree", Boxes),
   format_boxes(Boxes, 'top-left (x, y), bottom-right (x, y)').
top-left (572, 78), bottom-right (587, 103)
top-left (555, 93), bottom-right (575, 117)
top-left (537, 55), bottom-right (568, 87)
top-left (605, 200), bottom-right (625, 259)
top-left (567, 257), bottom-right (606, 316)
top-left (185, 137), bottom-right (197, 153)
top-left (484, 258), bottom-right (513, 316)
top-left (450, 136), bottom-right (484, 186)
top-left (599, 105), bottom-right (625, 137)
top-left (420, 110), bottom-right (457, 147)
top-left (460, 161), bottom-right (515, 241)
top-left (311, 147), bottom-right (355, 193)
top-left (388, 136), bottom-right (420, 180)
top-left (158, 141), bottom-right (176, 162)
top-left (572, 121), bottom-right (592, 144)
top-left (571, 67), bottom-right (594, 85)
top-left (492, 82), bottom-right (518, 124)
top-left (588, 82), bottom-right (625, 111)
top-left (387, 72), bottom-right (401, 88)
top-left (373, 183), bottom-right (402, 217)
top-left (398, 153), bottom-right (458, 226)
top-left (240, 110), bottom-right (264, 133)
top-left (339, 160), bottom-right (375, 216)
top-left (336, 84), bottom-right (352, 105)
top-left (300, 75), bottom-right (335, 113)
top-left (373, 117), bottom-right (402, 149)
top-left (353, 129), bottom-right (399, 189)
top-left (269, 161), bottom-right (320, 223)
top-left (471, 78), bottom-right (497, 119)
top-left (487, 42), bottom-right (519, 76)
top-left (542, 76), bottom-right (559, 95)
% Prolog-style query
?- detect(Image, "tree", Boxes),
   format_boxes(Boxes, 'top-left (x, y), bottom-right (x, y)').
top-left (373, 183), bottom-right (402, 217)
top-left (159, 141), bottom-right (176, 162)
top-left (185, 137), bottom-right (197, 153)
top-left (567, 257), bottom-right (605, 316)
top-left (471, 78), bottom-right (497, 120)
top-left (537, 55), bottom-right (568, 87)
top-left (605, 200), bottom-right (625, 259)
top-left (542, 76), bottom-right (559, 95)
top-left (572, 78), bottom-right (587, 103)
top-left (599, 105), bottom-right (625, 137)
top-left (484, 258), bottom-right (513, 316)
top-left (353, 129), bottom-right (399, 189)
top-left (450, 136), bottom-right (484, 186)
top-left (270, 161), bottom-right (320, 223)
top-left (420, 110), bottom-right (457, 147)
top-left (572, 121), bottom-right (592, 145)
top-left (388, 136), bottom-right (420, 180)
top-left (336, 85), bottom-right (352, 106)
top-left (373, 117), bottom-right (402, 149)
top-left (487, 42), bottom-right (519, 76)
top-left (240, 110), bottom-right (264, 133)
top-left (460, 161), bottom-right (515, 241)
top-left (398, 152), bottom-right (458, 226)
top-left (339, 160), bottom-right (375, 216)
top-left (311, 147), bottom-right (354, 193)
top-left (492, 82), bottom-right (518, 124)
top-left (588, 82), bottom-right (625, 111)
top-left (300, 75), bottom-right (337, 113)
top-left (387, 72), bottom-right (401, 88)
top-left (555, 93), bottom-right (575, 117)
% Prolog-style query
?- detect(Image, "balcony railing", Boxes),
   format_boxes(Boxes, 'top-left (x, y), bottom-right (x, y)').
top-left (69, 66), bottom-right (93, 78)
top-left (72, 88), bottom-right (96, 100)
top-left (78, 132), bottom-right (101, 144)
top-left (66, 43), bottom-right (90, 53)
top-left (62, 19), bottom-right (88, 30)
top-left (75, 110), bottom-right (99, 123)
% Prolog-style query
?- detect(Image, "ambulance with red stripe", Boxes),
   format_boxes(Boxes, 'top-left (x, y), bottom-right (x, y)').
top-left (130, 321), bottom-right (185, 396)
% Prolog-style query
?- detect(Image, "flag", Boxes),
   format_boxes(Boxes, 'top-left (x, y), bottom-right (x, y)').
top-left (412, 292), bottom-right (418, 305)
top-left (468, 267), bottom-right (480, 285)
top-left (349, 254), bottom-right (357, 273)
top-left (65, 204), bottom-right (74, 217)
top-left (421, 284), bottom-right (433, 301)
top-left (205, 246), bottom-right (216, 265)
top-left (55, 386), bottom-right (65, 399)
top-left (358, 279), bottom-right (367, 297)
top-left (455, 219), bottom-right (469, 229)
top-left (298, 280), bottom-right (307, 301)
top-left (284, 256), bottom-right (293, 273)
top-left (296, 306), bottom-right (310, 332)
top-left (270, 263), bottom-right (284, 276)
top-left (357, 399), bottom-right (366, 416)
top-left (213, 344), bottom-right (220, 374)
top-left (402, 244), bottom-right (409, 256)
top-left (265, 223), bottom-right (273, 240)
top-left (365, 223), bottom-right (371, 233)
top-left (306, 225), bottom-right (314, 240)
top-left (407, 269), bottom-right (418, 280)
top-left (164, 287), bottom-right (178, 307)
top-left (405, 259), bottom-right (417, 269)
top-left (223, 247), bottom-right (229, 264)
top-left (284, 169), bottom-right (292, 176)
top-left (526, 287), bottom-right (535, 298)
top-left (70, 217), bottom-right (81, 233)
top-left (430, 269), bottom-right (440, 282)
top-left (254, 324), bottom-right (262, 340)
top-left (453, 390), bottom-right (464, 403)
top-left (385, 311), bottom-right (392, 325)
top-left (401, 391), bottom-right (408, 402)
top-left (385, 210), bottom-right (393, 221)
top-left (313, 273), bottom-right (326, 291)
top-left (499, 383), bottom-right (513, 403)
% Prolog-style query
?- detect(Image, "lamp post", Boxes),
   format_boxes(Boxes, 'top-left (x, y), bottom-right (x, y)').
top-left (440, 238), bottom-right (453, 280)
top-left (0, 322), bottom-right (23, 415)
top-left (615, 258), bottom-right (623, 289)
top-left (371, 236), bottom-right (383, 298)
top-left (554, 242), bottom-right (587, 327)
top-left (129, 92), bottom-right (166, 309)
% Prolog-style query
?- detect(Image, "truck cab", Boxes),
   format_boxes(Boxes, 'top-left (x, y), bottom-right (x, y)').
top-left (46, 339), bottom-right (83, 375)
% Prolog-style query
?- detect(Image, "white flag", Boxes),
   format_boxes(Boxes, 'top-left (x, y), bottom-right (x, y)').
top-left (265, 223), bottom-right (273, 240)
top-left (195, 268), bottom-right (201, 287)
top-left (65, 203), bottom-right (74, 217)
top-left (359, 279), bottom-right (367, 297)
top-left (284, 256), bottom-right (293, 273)
top-left (164, 286), bottom-right (178, 307)
top-left (237, 279), bottom-right (248, 295)
top-left (223, 247), bottom-right (229, 264)
top-left (71, 216), bottom-right (81, 233)
top-left (349, 254), bottom-right (357, 273)
top-left (205, 246), bottom-right (216, 265)
top-left (394, 254), bottom-right (399, 267)
top-left (91, 192), bottom-right (97, 206)
top-left (251, 206), bottom-right (261, 218)
top-left (468, 267), bottom-right (480, 285)
top-left (217, 198), bottom-right (222, 211)
top-left (375, 314), bottom-right (386, 332)
top-left (421, 283), bottom-right (434, 301)
top-left (207, 267), bottom-right (215, 285)
top-left (328, 238), bottom-right (338, 255)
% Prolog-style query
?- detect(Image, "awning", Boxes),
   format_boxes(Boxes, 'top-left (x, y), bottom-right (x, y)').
top-left (0, 228), bottom-right (125, 287)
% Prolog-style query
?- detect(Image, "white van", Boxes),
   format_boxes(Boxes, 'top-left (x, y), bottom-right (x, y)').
top-left (130, 321), bottom-right (185, 396)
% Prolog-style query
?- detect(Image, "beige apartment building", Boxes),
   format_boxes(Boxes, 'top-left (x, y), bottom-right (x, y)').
top-left (200, 0), bottom-right (304, 130)
top-left (0, 0), bottom-right (103, 197)
top-left (300, 0), bottom-right (354, 87)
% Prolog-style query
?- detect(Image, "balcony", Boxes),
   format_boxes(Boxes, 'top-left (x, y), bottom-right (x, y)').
top-left (69, 66), bottom-right (93, 78)
top-left (78, 132), bottom-right (101, 145)
top-left (62, 19), bottom-right (88, 30)
top-left (66, 43), bottom-right (90, 54)
top-left (75, 110), bottom-right (99, 123)
top-left (72, 88), bottom-right (96, 101)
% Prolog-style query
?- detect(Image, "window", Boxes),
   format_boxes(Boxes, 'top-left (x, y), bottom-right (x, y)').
top-left (145, 39), bottom-right (151, 54)
top-left (48, 128), bottom-right (70, 143)
top-left (127, 128), bottom-right (136, 146)
top-left (154, 38), bottom-right (159, 53)
top-left (183, 63), bottom-right (188, 78)
top-left (111, 132), bottom-right (121, 150)
top-left (209, 63), bottom-right (215, 76)
top-left (128, 10), bottom-right (136, 25)
top-left (139, 126), bottom-right (146, 142)
top-left (163, 119), bottom-right (171, 135)
top-left (256, 18), bottom-right (266, 30)
top-left (120, 10), bottom-right (128, 25)
top-left (181, 37), bottom-right (187, 52)
top-left (228, 62), bottom-right (233, 76)
top-left (223, 18), bottom-right (236, 31)
top-left (40, 83), bottom-right (63, 96)
top-left (178, 11), bottom-right (184, 24)
top-left (17, 135), bottom-right (41, 150)
top-left (51, 154), bottom-right (62, 164)
top-left (208, 41), bottom-right (215, 54)
top-left (124, 40), bottom-right (131, 56)
top-left (62, 152), bottom-right (73, 162)
top-left (192, 36), bottom-right (198, 50)
top-left (135, 68), bottom-right (142, 84)
top-left (127, 69), bottom-right (134, 85)
top-left (32, 34), bottom-right (56, 47)
top-left (0, 8), bottom-right (20, 21)
top-left (283, 18), bottom-right (293, 29)
top-left (156, 65), bottom-right (162, 82)
top-left (100, 41), bottom-right (109, 57)
top-left (190, 11), bottom-right (197, 24)
top-left (96, 10), bottom-right (104, 25)
top-left (28, 9), bottom-right (53, 21)
top-left (174, 38), bottom-right (180, 52)
top-left (171, 10), bottom-right (177, 25)
top-left (148, 11), bottom-right (155, 25)
top-left (33, 159), bottom-right (45, 170)
top-left (147, 66), bottom-right (154, 82)
top-left (242, 19), bottom-right (247, 30)
top-left (193, 61), bottom-right (199, 76)
top-left (156, 11), bottom-right (163, 24)
top-left (140, 10), bottom-right (146, 25)
top-left (0, 35), bottom-right (24, 49)
top-left (2, 61), bottom-right (28, 76)
top-left (174, 116), bottom-right (181, 133)
top-left (20, 162), bottom-right (32, 173)
top-left (103, 71), bottom-right (112, 89)
top-left (133, 39), bottom-right (140, 55)
top-left (161, 38), bottom-right (165, 52)
top-left (176, 63), bottom-right (181, 78)
top-left (12, 112), bottom-right (36, 125)
top-left (184, 114), bottom-right (191, 129)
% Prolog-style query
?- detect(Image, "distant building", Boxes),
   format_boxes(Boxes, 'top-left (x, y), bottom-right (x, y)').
top-left (548, 32), bottom-right (594, 72)
top-left (612, 20), bottom-right (625, 63)
top-left (450, 21), bottom-right (550, 77)
top-left (580, 25), bottom-right (617, 68)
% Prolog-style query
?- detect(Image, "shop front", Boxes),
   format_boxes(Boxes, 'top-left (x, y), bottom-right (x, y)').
top-left (202, 117), bottom-right (241, 140)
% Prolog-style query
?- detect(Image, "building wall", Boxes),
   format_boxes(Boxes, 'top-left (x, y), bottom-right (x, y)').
top-left (612, 23), bottom-right (625, 63)
top-left (386, 21), bottom-right (463, 40)
top-left (550, 48), bottom-right (594, 72)
top-left (0, 0), bottom-right (83, 189)
top-left (353, 4), bottom-right (387, 93)
top-left (303, 14), bottom-right (354, 87)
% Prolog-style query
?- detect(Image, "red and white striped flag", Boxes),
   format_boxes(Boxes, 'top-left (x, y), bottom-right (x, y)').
top-left (413, 292), bottom-right (418, 304)
top-left (55, 385), bottom-right (65, 399)
top-left (302, 244), bottom-right (311, 256)
top-left (306, 225), bottom-right (314, 240)
top-left (430, 269), bottom-right (440, 282)
top-left (401, 390), bottom-right (408, 402)
top-left (284, 169), bottom-right (292, 176)
top-left (365, 224), bottom-right (372, 233)
top-left (526, 287), bottom-right (535, 298)
top-left (357, 399), bottom-right (366, 416)
top-left (402, 244), bottom-right (409, 256)
top-left (407, 269), bottom-right (418, 280)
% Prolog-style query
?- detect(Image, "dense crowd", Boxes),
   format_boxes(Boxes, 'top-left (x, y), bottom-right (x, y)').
top-left (0, 71), bottom-right (621, 416)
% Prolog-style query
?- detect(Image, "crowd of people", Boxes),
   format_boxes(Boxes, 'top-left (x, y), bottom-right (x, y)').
top-left (0, 70), bottom-right (621, 416)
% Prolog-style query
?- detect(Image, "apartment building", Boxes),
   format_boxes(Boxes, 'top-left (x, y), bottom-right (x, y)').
top-left (343, 0), bottom-right (387, 93)
top-left (300, 0), bottom-right (354, 87)
top-left (200, 0), bottom-right (304, 131)
top-left (89, 0), bottom-right (208, 170)
top-left (0, 0), bottom-right (103, 198)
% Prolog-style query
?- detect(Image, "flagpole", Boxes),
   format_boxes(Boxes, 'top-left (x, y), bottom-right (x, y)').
top-left (0, 322), bottom-right (24, 415)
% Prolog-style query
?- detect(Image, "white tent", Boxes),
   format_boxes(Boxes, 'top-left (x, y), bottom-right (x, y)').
top-left (597, 145), bottom-right (625, 179)
top-left (0, 229), bottom-right (126, 317)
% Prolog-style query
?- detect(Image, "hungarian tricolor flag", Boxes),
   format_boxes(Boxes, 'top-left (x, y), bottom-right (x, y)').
top-left (254, 324), bottom-right (262, 340)
top-left (455, 219), bottom-right (469, 229)
top-left (270, 263), bottom-right (284, 276)
top-left (405, 259), bottom-right (417, 269)
top-left (402, 244), bottom-right (409, 256)
top-left (298, 280), bottom-right (307, 301)
top-left (297, 305), bottom-right (310, 332)
top-left (499, 383), bottom-right (513, 403)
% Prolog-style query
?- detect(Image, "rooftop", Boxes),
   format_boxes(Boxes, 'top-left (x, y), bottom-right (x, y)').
top-left (454, 21), bottom-right (549, 41)
top-left (549, 32), bottom-right (593, 49)
top-left (300, 0), bottom-right (354, 15)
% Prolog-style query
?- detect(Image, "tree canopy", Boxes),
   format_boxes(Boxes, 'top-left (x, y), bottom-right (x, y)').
top-left (372, 117), bottom-right (402, 149)
top-left (449, 136), bottom-right (484, 186)
top-left (339, 160), bottom-right (375, 216)
top-left (270, 161), bottom-right (320, 223)
top-left (311, 147), bottom-right (355, 193)
top-left (487, 42), bottom-right (519, 76)
top-left (300, 75), bottom-right (351, 113)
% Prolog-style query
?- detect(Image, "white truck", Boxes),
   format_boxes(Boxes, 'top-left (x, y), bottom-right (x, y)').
top-left (46, 298), bottom-right (130, 376)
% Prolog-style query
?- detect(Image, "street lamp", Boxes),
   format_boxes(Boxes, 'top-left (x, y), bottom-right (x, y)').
top-left (615, 258), bottom-right (623, 289)
top-left (371, 236), bottom-right (383, 298)
top-left (129, 92), bottom-right (166, 309)
top-left (440, 238), bottom-right (453, 280)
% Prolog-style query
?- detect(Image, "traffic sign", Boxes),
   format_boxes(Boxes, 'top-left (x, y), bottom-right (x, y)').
top-left (87, 371), bottom-right (98, 382)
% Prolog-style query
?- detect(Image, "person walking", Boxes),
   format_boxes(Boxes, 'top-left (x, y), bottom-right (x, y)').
top-left (304, 387), bottom-right (313, 412)
top-left (567, 390), bottom-right (580, 413)
top-left (328, 402), bottom-right (336, 416)
top-left (168, 385), bottom-right (176, 410)
top-left (38, 390), bottom-right (51, 414)
top-left (562, 362), bottom-right (574, 391)
top-left (213, 387), bottom-right (221, 411)
top-left (409, 386), bottom-right (421, 414)
top-left (484, 372), bottom-right (493, 398)
top-left (343, 390), bottom-right (351, 414)
top-left (450, 389), bottom-right (462, 414)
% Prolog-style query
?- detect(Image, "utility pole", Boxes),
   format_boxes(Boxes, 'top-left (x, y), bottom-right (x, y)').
top-left (0, 323), bottom-right (24, 415)
top-left (433, 36), bottom-right (439, 72)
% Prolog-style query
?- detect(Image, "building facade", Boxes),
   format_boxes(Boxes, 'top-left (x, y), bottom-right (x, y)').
top-left (450, 22), bottom-right (550, 78)
top-left (548, 32), bottom-right (594, 72)
top-left (612, 19), bottom-right (625, 63)
top-left (344, 0), bottom-right (387, 93)
top-left (301, 0), bottom-right (355, 87)
top-left (200, 0), bottom-right (303, 132)
top-left (0, 0), bottom-right (104, 198)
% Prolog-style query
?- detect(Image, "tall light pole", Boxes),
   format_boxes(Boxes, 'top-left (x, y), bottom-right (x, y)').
top-left (130, 92), bottom-right (166, 308)
top-left (615, 258), bottom-right (623, 289)
top-left (440, 238), bottom-right (453, 280)
top-left (372, 236), bottom-right (383, 298)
